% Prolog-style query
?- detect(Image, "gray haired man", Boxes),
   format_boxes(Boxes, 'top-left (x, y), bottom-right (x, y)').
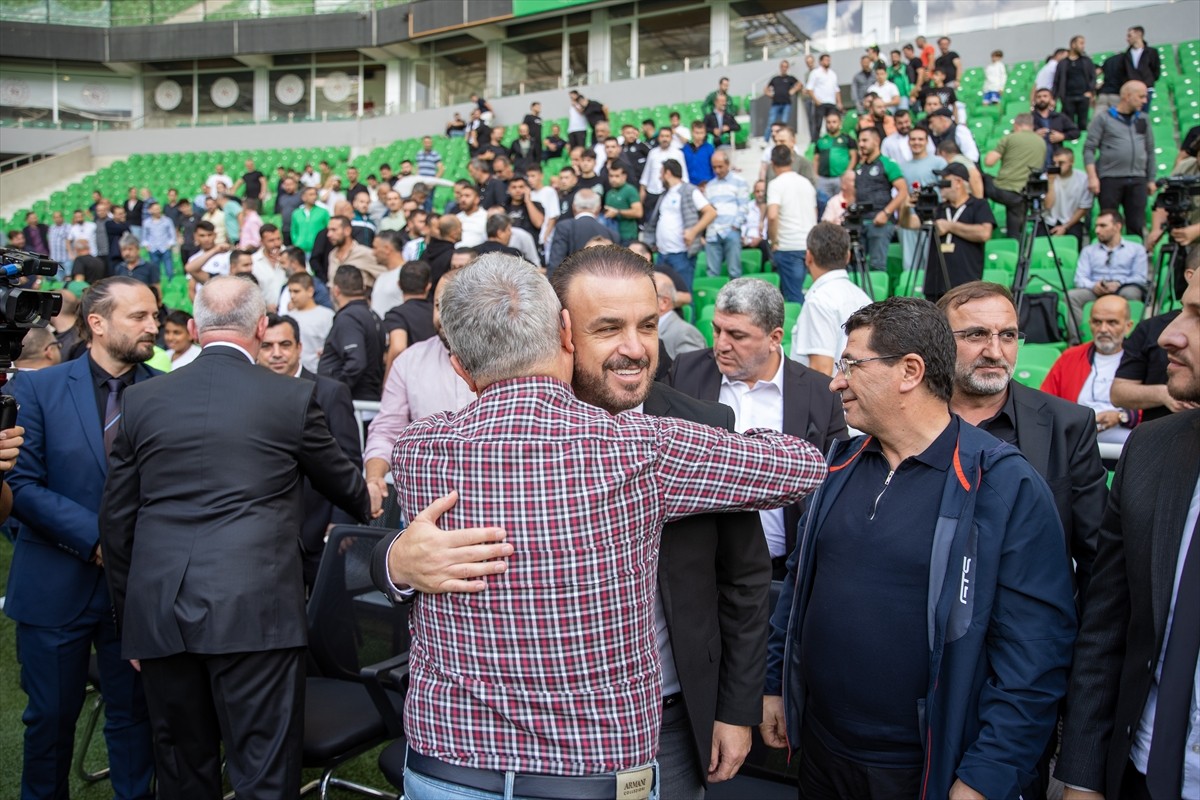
top-left (113, 232), bottom-right (160, 290)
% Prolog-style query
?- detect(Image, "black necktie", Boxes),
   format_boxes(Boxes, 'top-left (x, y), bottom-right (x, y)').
top-left (103, 378), bottom-right (124, 458)
top-left (1146, 514), bottom-right (1200, 800)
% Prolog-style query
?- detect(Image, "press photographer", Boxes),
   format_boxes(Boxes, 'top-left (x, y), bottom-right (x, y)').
top-left (1144, 173), bottom-right (1200, 301)
top-left (898, 162), bottom-right (996, 301)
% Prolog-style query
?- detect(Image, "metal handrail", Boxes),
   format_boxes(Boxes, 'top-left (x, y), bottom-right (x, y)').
top-left (0, 137), bottom-right (91, 173)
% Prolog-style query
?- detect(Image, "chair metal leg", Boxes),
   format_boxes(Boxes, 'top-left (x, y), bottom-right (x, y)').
top-left (73, 690), bottom-right (111, 783)
top-left (300, 767), bottom-right (396, 799)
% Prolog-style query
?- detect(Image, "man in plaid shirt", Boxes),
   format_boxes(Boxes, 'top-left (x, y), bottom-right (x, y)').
top-left (390, 253), bottom-right (827, 800)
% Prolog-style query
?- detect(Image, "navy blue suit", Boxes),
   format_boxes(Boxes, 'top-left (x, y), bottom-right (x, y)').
top-left (4, 355), bottom-right (157, 799)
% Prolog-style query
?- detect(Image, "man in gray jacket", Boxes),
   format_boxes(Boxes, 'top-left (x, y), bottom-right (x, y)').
top-left (1084, 80), bottom-right (1156, 236)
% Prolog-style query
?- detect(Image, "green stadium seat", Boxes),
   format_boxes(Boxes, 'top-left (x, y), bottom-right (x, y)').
top-left (696, 304), bottom-right (716, 346)
top-left (692, 276), bottom-right (728, 316)
top-left (781, 301), bottom-right (802, 352)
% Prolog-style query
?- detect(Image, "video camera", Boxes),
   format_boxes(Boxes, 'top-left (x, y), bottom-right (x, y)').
top-left (1022, 165), bottom-right (1061, 200)
top-left (1153, 174), bottom-right (1200, 227)
top-left (913, 174), bottom-right (951, 223)
top-left (0, 247), bottom-right (64, 372)
top-left (842, 201), bottom-right (875, 231)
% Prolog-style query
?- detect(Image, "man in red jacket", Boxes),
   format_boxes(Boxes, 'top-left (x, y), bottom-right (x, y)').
top-left (1041, 294), bottom-right (1138, 443)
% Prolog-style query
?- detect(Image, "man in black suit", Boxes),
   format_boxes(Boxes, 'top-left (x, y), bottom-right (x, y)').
top-left (1056, 267), bottom-right (1200, 800)
top-left (372, 246), bottom-right (772, 798)
top-left (937, 281), bottom-right (1106, 800)
top-left (704, 93), bottom-right (741, 147)
top-left (99, 276), bottom-right (378, 799)
top-left (258, 312), bottom-right (362, 592)
top-left (546, 188), bottom-right (616, 273)
top-left (668, 277), bottom-right (848, 577)
top-left (319, 264), bottom-right (385, 402)
top-left (937, 282), bottom-right (1103, 596)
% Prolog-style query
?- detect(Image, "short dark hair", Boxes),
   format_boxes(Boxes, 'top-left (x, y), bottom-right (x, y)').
top-left (333, 264), bottom-right (365, 296)
top-left (843, 296), bottom-right (956, 402)
top-left (858, 127), bottom-right (882, 144)
top-left (825, 108), bottom-right (843, 121)
top-left (1097, 208), bottom-right (1124, 227)
top-left (806, 223), bottom-right (851, 270)
top-left (259, 223), bottom-right (279, 236)
top-left (283, 247), bottom-right (306, 269)
top-left (549, 244), bottom-right (655, 307)
top-left (79, 277), bottom-right (148, 343)
top-left (265, 312), bottom-right (301, 342)
top-left (329, 215), bottom-right (351, 230)
top-left (894, 109), bottom-right (911, 122)
top-left (287, 271), bottom-right (314, 289)
top-left (195, 220), bottom-right (215, 233)
top-left (164, 309), bottom-right (192, 329)
top-left (375, 229), bottom-right (404, 253)
top-left (399, 260), bottom-right (432, 294)
top-left (662, 159), bottom-right (683, 179)
top-left (486, 213), bottom-right (511, 239)
top-left (642, 118), bottom-right (655, 127)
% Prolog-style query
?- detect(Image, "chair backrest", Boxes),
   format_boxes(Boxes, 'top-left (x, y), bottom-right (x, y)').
top-left (307, 525), bottom-right (410, 682)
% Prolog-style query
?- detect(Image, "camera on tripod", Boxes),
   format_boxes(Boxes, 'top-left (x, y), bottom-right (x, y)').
top-left (841, 202), bottom-right (875, 238)
top-left (913, 177), bottom-right (949, 223)
top-left (1153, 175), bottom-right (1200, 227)
top-left (0, 247), bottom-right (64, 371)
top-left (1021, 165), bottom-right (1060, 200)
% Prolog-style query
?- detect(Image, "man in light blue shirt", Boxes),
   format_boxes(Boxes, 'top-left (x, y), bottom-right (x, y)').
top-left (141, 202), bottom-right (178, 280)
top-left (898, 127), bottom-right (947, 270)
top-left (703, 150), bottom-right (749, 278)
top-left (218, 193), bottom-right (243, 245)
top-left (1068, 208), bottom-right (1148, 342)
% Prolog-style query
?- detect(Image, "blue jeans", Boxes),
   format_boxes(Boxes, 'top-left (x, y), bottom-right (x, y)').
top-left (767, 103), bottom-right (792, 131)
top-left (658, 251), bottom-right (696, 293)
top-left (772, 249), bottom-right (807, 303)
top-left (704, 232), bottom-right (742, 278)
top-left (404, 763), bottom-right (660, 800)
top-left (149, 249), bottom-right (174, 280)
top-left (862, 221), bottom-right (894, 273)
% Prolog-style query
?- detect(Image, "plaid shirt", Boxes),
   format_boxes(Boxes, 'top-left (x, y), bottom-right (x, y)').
top-left (392, 376), bottom-right (827, 776)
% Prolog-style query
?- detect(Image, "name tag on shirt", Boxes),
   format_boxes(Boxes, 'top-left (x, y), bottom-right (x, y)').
top-left (941, 242), bottom-right (956, 253)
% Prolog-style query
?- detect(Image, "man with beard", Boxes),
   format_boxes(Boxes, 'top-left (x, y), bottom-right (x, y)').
top-left (1031, 88), bottom-right (1080, 170)
top-left (1041, 295), bottom-right (1139, 444)
top-left (1067, 210), bottom-right (1148, 343)
top-left (936, 281), bottom-right (1106, 800)
top-left (4, 277), bottom-right (158, 799)
top-left (881, 109), bottom-right (913, 164)
top-left (371, 247), bottom-right (802, 798)
top-left (938, 281), bottom-right (1103, 598)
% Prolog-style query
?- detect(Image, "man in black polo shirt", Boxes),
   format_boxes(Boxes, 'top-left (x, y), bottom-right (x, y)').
top-left (620, 124), bottom-right (650, 184)
top-left (897, 162), bottom-right (995, 302)
top-left (1054, 36), bottom-right (1096, 132)
top-left (934, 37), bottom-right (963, 87)
top-left (853, 127), bottom-right (907, 273)
top-left (504, 176), bottom-right (544, 241)
top-left (765, 60), bottom-right (801, 132)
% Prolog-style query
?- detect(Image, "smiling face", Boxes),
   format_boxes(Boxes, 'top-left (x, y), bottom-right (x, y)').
top-left (258, 321), bottom-right (301, 376)
top-left (566, 273), bottom-right (659, 414)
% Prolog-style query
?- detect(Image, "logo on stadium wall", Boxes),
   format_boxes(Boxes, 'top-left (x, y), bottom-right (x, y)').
top-left (275, 74), bottom-right (305, 106)
top-left (211, 77), bottom-right (240, 109)
top-left (154, 79), bottom-right (183, 111)
top-left (1, 79), bottom-right (31, 108)
top-left (322, 71), bottom-right (352, 103)
top-left (81, 85), bottom-right (109, 109)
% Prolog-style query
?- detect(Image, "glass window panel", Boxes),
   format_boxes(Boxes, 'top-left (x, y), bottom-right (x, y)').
top-left (729, 1), bottom-right (826, 64)
top-left (143, 72), bottom-right (194, 128)
top-left (313, 64), bottom-right (360, 119)
top-left (413, 59), bottom-right (432, 111)
top-left (501, 32), bottom-right (564, 97)
top-left (361, 62), bottom-right (386, 116)
top-left (0, 68), bottom-right (55, 125)
top-left (196, 70), bottom-right (254, 123)
top-left (269, 67), bottom-right (311, 121)
top-left (638, 6), bottom-right (711, 76)
top-left (610, 22), bottom-right (633, 81)
top-left (57, 70), bottom-right (134, 126)
top-left (567, 30), bottom-right (588, 86)
top-left (435, 47), bottom-right (486, 107)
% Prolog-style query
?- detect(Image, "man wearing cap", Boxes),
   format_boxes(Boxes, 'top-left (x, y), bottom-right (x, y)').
top-left (898, 161), bottom-right (995, 301)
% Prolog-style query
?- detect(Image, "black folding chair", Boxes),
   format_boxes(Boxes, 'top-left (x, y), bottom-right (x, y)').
top-left (302, 524), bottom-right (410, 799)
top-left (72, 652), bottom-right (110, 784)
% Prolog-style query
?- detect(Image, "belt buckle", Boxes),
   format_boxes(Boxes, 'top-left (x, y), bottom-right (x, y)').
top-left (616, 766), bottom-right (653, 800)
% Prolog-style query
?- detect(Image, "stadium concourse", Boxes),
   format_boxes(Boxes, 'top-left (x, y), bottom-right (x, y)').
top-left (1, 2), bottom-right (1200, 798)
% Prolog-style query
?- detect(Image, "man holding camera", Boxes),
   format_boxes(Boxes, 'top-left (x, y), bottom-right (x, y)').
top-left (898, 162), bottom-right (995, 302)
top-left (984, 114), bottom-right (1049, 240)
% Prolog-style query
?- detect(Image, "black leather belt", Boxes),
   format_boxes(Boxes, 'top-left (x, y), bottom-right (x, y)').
top-left (406, 750), bottom-right (651, 800)
top-left (662, 692), bottom-right (682, 709)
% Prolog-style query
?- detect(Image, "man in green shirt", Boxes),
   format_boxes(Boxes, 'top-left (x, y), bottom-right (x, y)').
top-left (814, 109), bottom-right (858, 199)
top-left (291, 186), bottom-right (331, 254)
top-left (983, 113), bottom-right (1048, 238)
top-left (602, 162), bottom-right (643, 245)
top-left (703, 76), bottom-right (738, 116)
top-left (888, 49), bottom-right (913, 111)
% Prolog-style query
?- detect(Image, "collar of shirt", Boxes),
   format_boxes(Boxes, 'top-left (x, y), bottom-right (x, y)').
top-left (89, 352), bottom-right (137, 389)
top-left (479, 375), bottom-right (573, 403)
top-left (863, 415), bottom-right (959, 470)
top-left (202, 341), bottom-right (255, 363)
top-left (808, 269), bottom-right (853, 294)
top-left (720, 346), bottom-right (786, 395)
top-left (978, 388), bottom-right (1018, 440)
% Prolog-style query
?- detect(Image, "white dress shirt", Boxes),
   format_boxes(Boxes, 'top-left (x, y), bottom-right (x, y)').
top-left (805, 67), bottom-right (840, 105)
top-left (718, 350), bottom-right (787, 557)
top-left (640, 145), bottom-right (687, 195)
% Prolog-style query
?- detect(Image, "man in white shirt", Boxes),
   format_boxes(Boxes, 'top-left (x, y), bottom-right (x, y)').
top-left (455, 184), bottom-right (488, 248)
top-left (788, 223), bottom-right (872, 376)
top-left (67, 209), bottom-right (98, 258)
top-left (284, 271), bottom-right (335, 373)
top-left (882, 110), bottom-right (915, 164)
top-left (370, 229), bottom-right (407, 318)
top-left (1044, 147), bottom-right (1093, 244)
top-left (205, 164), bottom-right (233, 199)
top-left (804, 53), bottom-right (842, 141)
top-left (765, 145), bottom-right (818, 304)
top-left (871, 66), bottom-right (901, 109)
top-left (639, 128), bottom-right (687, 228)
top-left (1033, 49), bottom-right (1067, 98)
top-left (653, 160), bottom-right (715, 292)
top-left (251, 224), bottom-right (289, 311)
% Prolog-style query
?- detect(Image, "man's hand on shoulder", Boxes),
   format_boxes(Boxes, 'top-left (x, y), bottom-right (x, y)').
top-left (388, 490), bottom-right (514, 593)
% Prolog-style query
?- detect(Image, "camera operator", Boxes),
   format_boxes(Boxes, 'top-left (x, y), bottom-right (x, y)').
top-left (0, 425), bottom-right (25, 524)
top-left (899, 162), bottom-right (995, 302)
top-left (983, 114), bottom-right (1048, 239)
top-left (1042, 147), bottom-right (1093, 245)
top-left (1143, 156), bottom-right (1200, 253)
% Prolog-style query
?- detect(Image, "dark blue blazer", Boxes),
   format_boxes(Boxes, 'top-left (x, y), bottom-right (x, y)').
top-left (4, 355), bottom-right (159, 627)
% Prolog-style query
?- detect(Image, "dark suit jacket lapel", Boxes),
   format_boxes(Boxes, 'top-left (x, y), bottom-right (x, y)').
top-left (697, 352), bottom-right (723, 403)
top-left (1150, 413), bottom-right (1200, 640)
top-left (643, 383), bottom-right (672, 417)
top-left (1010, 383), bottom-right (1052, 475)
top-left (782, 359), bottom-right (809, 438)
top-left (67, 356), bottom-right (106, 471)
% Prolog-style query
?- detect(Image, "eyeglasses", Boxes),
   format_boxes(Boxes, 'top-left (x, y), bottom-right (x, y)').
top-left (952, 328), bottom-right (1025, 346)
top-left (834, 354), bottom-right (903, 377)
